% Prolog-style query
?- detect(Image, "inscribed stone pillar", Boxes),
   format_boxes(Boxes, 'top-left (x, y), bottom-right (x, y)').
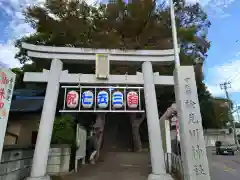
top-left (174, 66), bottom-right (211, 180)
top-left (142, 61), bottom-right (173, 180)
top-left (27, 59), bottom-right (63, 180)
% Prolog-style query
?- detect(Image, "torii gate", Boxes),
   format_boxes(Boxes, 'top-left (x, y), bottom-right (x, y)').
top-left (22, 43), bottom-right (211, 180)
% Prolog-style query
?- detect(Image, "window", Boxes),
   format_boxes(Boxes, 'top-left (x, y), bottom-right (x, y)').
top-left (31, 131), bottom-right (38, 144)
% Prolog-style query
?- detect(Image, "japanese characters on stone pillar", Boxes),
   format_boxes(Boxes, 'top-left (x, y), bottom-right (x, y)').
top-left (174, 66), bottom-right (211, 180)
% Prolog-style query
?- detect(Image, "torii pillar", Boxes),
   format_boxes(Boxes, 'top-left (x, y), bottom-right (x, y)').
top-left (27, 59), bottom-right (62, 180)
top-left (143, 61), bottom-right (173, 180)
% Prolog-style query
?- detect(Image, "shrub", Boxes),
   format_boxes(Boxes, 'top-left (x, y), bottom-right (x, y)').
top-left (51, 114), bottom-right (75, 145)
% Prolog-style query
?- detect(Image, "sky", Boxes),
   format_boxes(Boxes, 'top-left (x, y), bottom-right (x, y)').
top-left (0, 0), bottom-right (240, 113)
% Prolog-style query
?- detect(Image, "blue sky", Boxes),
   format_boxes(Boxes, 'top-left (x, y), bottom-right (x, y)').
top-left (203, 0), bottom-right (240, 106)
top-left (0, 0), bottom-right (240, 108)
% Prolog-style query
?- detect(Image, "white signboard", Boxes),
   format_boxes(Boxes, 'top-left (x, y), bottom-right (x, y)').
top-left (174, 66), bottom-right (210, 180)
top-left (75, 124), bottom-right (87, 172)
top-left (95, 54), bottom-right (109, 79)
top-left (0, 68), bottom-right (15, 160)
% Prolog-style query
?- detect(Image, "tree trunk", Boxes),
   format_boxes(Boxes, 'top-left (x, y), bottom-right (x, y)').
top-left (93, 113), bottom-right (106, 161)
top-left (129, 113), bottom-right (145, 152)
top-left (131, 124), bottom-right (142, 152)
top-left (159, 103), bottom-right (177, 121)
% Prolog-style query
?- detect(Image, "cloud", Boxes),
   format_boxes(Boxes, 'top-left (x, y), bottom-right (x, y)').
top-left (0, 0), bottom-right (99, 68)
top-left (0, 61), bottom-right (9, 68)
top-left (184, 0), bottom-right (236, 18)
top-left (206, 58), bottom-right (240, 96)
top-left (0, 41), bottom-right (21, 68)
top-left (235, 52), bottom-right (240, 57)
top-left (206, 84), bottom-right (223, 96)
top-left (0, 0), bottom-right (44, 68)
top-left (232, 110), bottom-right (240, 122)
top-left (203, 0), bottom-right (236, 18)
top-left (0, 0), bottom-right (237, 68)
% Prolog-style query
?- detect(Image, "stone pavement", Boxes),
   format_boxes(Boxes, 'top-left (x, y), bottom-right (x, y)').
top-left (52, 152), bottom-right (151, 180)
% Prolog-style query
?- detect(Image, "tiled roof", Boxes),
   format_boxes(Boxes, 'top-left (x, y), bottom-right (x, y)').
top-left (15, 96), bottom-right (44, 100)
top-left (10, 99), bottom-right (44, 112)
top-left (13, 89), bottom-right (45, 97)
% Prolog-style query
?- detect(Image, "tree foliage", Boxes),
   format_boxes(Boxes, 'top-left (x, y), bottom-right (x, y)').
top-left (11, 63), bottom-right (47, 89)
top-left (51, 114), bottom-right (75, 144)
top-left (16, 0), bottom-right (210, 70)
top-left (11, 68), bottom-right (24, 89)
top-left (14, 0), bottom-right (227, 128)
top-left (201, 97), bottom-right (231, 129)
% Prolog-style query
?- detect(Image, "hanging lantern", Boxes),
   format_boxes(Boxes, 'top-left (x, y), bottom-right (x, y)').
top-left (66, 91), bottom-right (79, 108)
top-left (127, 91), bottom-right (138, 108)
top-left (112, 91), bottom-right (123, 108)
top-left (97, 90), bottom-right (109, 108)
top-left (82, 90), bottom-right (94, 108)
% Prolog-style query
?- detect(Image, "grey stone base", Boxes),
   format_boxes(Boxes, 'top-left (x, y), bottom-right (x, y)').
top-left (148, 173), bottom-right (174, 180)
top-left (26, 175), bottom-right (51, 180)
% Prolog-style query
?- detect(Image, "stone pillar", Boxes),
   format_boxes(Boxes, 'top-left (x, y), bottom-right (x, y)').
top-left (174, 66), bottom-right (211, 180)
top-left (27, 59), bottom-right (63, 180)
top-left (165, 120), bottom-right (172, 154)
top-left (142, 61), bottom-right (172, 180)
top-left (165, 120), bottom-right (172, 173)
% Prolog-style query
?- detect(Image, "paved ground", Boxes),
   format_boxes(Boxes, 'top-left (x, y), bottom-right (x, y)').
top-left (53, 152), bottom-right (151, 180)
top-left (52, 148), bottom-right (240, 180)
top-left (208, 148), bottom-right (240, 180)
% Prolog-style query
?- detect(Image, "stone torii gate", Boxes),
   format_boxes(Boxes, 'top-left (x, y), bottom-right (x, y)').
top-left (22, 43), bottom-right (211, 180)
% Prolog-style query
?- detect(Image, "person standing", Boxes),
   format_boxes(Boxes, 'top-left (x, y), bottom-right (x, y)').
top-left (86, 132), bottom-right (97, 164)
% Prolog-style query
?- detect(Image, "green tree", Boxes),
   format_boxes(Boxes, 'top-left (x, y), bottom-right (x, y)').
top-left (51, 114), bottom-right (75, 145)
top-left (11, 68), bottom-right (24, 89)
top-left (15, 0), bottom-right (210, 66)
top-left (11, 63), bottom-right (47, 89)
top-left (213, 98), bottom-right (231, 128)
top-left (14, 0), bottom-right (217, 130)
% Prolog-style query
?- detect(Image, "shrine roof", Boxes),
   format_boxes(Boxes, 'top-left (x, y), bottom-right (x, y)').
top-left (10, 99), bottom-right (44, 112)
top-left (13, 89), bottom-right (45, 97)
top-left (10, 89), bottom-right (45, 112)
